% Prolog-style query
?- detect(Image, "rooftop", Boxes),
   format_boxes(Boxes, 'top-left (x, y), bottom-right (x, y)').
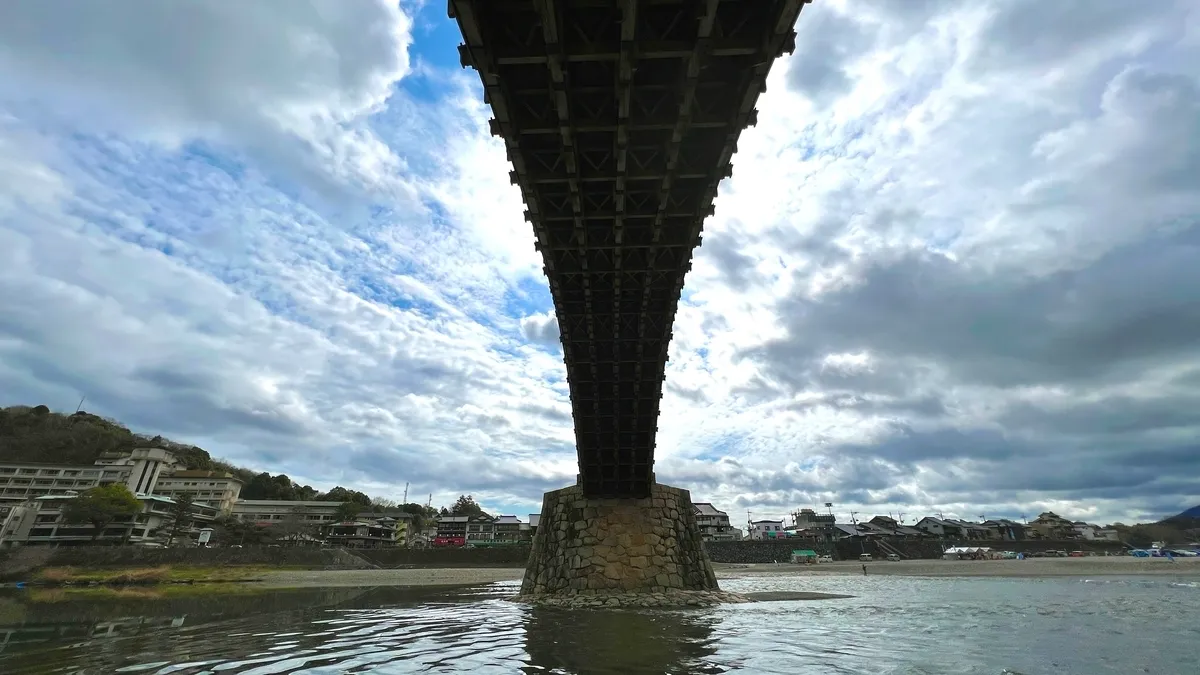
top-left (693, 503), bottom-right (728, 517)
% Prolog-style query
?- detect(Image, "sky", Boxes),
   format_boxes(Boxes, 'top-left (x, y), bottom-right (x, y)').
top-left (1, 0), bottom-right (1198, 528)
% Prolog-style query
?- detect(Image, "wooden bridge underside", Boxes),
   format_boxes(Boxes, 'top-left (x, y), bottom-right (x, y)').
top-left (451, 0), bottom-right (808, 497)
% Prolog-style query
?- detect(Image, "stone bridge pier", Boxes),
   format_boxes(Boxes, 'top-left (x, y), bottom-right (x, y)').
top-left (519, 483), bottom-right (735, 607)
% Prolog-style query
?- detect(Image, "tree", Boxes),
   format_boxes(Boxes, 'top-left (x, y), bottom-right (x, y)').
top-left (448, 495), bottom-right (489, 518)
top-left (61, 484), bottom-right (142, 542)
top-left (274, 505), bottom-right (316, 546)
top-left (400, 502), bottom-right (439, 530)
top-left (211, 516), bottom-right (272, 547)
top-left (334, 501), bottom-right (363, 522)
top-left (319, 486), bottom-right (372, 506)
top-left (372, 497), bottom-right (398, 509)
top-left (163, 494), bottom-right (195, 546)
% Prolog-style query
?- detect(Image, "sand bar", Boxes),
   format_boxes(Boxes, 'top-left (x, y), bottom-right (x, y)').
top-left (715, 556), bottom-right (1200, 578)
top-left (254, 556), bottom-right (1199, 589)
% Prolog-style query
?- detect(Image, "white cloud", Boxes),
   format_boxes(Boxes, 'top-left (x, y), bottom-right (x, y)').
top-left (0, 0), bottom-right (414, 199)
top-left (0, 0), bottom-right (1197, 525)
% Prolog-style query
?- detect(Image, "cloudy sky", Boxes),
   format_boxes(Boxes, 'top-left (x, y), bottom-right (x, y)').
top-left (2, 0), bottom-right (1197, 527)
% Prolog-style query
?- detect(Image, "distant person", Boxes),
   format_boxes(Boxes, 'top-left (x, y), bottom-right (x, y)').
top-left (862, 564), bottom-right (867, 575)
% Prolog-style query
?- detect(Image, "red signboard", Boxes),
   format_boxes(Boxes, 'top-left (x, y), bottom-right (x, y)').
top-left (432, 536), bottom-right (466, 547)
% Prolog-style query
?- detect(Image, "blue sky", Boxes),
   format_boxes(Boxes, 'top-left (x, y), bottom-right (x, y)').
top-left (1, 0), bottom-right (1199, 526)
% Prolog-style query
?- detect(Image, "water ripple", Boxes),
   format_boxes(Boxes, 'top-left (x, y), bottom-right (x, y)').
top-left (1, 576), bottom-right (1197, 674)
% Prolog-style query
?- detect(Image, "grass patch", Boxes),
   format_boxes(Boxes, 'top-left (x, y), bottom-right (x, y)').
top-left (33, 565), bottom-right (270, 585)
top-left (27, 583), bottom-right (267, 603)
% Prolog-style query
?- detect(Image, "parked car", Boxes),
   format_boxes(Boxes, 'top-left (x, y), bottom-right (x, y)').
top-left (817, 555), bottom-right (834, 563)
top-left (859, 553), bottom-right (873, 562)
top-left (1069, 551), bottom-right (1086, 557)
top-left (886, 553), bottom-right (901, 562)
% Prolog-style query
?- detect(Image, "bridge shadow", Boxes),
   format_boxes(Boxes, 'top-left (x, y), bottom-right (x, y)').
top-left (521, 606), bottom-right (722, 675)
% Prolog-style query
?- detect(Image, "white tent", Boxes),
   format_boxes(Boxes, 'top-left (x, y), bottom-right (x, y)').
top-left (943, 546), bottom-right (991, 560)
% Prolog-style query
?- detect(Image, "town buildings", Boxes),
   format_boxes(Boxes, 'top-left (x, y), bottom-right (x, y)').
top-left (1028, 511), bottom-right (1075, 539)
top-left (0, 492), bottom-right (219, 547)
top-left (749, 519), bottom-right (785, 540)
top-left (0, 447), bottom-right (243, 518)
top-left (0, 448), bottom-right (233, 547)
top-left (230, 499), bottom-right (342, 527)
top-left (693, 503), bottom-right (740, 541)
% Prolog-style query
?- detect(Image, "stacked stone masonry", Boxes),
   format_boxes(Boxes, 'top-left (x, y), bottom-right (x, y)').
top-left (521, 483), bottom-right (719, 597)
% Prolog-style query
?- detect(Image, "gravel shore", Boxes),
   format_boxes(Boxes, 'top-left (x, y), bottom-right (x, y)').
top-left (253, 556), bottom-right (1200, 589)
top-left (715, 556), bottom-right (1200, 578)
top-left (254, 568), bottom-right (524, 588)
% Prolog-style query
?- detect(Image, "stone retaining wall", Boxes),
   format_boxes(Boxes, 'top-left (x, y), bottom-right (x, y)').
top-left (521, 483), bottom-right (719, 596)
top-left (702, 538), bottom-right (1128, 564)
top-left (355, 546), bottom-right (530, 568)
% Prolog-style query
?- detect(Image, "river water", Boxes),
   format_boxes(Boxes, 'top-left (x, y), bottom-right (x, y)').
top-left (1, 575), bottom-right (1197, 674)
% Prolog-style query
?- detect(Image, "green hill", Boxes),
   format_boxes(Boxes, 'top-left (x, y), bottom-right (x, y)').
top-left (0, 405), bottom-right (358, 503)
top-left (0, 404), bottom-right (242, 475)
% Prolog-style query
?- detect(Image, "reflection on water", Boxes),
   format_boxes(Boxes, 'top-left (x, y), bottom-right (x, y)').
top-left (1, 576), bottom-right (1197, 674)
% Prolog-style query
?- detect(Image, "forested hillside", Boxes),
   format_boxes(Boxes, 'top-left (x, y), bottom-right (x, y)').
top-left (0, 405), bottom-right (368, 503)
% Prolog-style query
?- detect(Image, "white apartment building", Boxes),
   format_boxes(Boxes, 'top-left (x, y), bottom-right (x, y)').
top-left (0, 492), bottom-right (219, 547)
top-left (749, 519), bottom-right (785, 540)
top-left (0, 448), bottom-right (243, 516)
top-left (153, 470), bottom-right (242, 514)
top-left (0, 447), bottom-right (178, 514)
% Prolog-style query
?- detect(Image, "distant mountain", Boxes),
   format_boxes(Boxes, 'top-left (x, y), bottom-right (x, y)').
top-left (1165, 505), bottom-right (1200, 522)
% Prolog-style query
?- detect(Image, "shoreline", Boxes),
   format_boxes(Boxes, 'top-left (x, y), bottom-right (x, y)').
top-left (8, 556), bottom-right (1197, 593)
top-left (254, 556), bottom-right (1200, 589)
top-left (714, 557), bottom-right (1200, 578)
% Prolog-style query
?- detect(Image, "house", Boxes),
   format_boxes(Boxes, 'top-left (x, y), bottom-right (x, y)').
top-left (749, 519), bottom-right (785, 540)
top-left (792, 508), bottom-right (836, 529)
top-left (832, 523), bottom-right (865, 539)
top-left (693, 503), bottom-right (738, 541)
top-left (465, 515), bottom-right (495, 543)
top-left (1028, 512), bottom-right (1074, 539)
top-left (946, 519), bottom-right (993, 540)
top-left (435, 515), bottom-right (469, 545)
top-left (914, 517), bottom-right (966, 538)
top-left (982, 519), bottom-right (1027, 541)
top-left (1070, 522), bottom-right (1118, 541)
top-left (493, 515), bottom-right (525, 542)
top-left (321, 518), bottom-right (402, 548)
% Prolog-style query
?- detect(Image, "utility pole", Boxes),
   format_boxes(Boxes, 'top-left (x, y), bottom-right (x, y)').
top-left (850, 510), bottom-right (865, 554)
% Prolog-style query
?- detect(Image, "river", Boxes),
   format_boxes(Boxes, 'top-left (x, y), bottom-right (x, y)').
top-left (1, 575), bottom-right (1196, 673)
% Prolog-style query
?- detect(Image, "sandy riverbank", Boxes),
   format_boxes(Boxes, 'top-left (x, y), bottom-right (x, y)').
top-left (715, 556), bottom-right (1200, 578)
top-left (254, 567), bottom-right (525, 589)
top-left (252, 556), bottom-right (1200, 589)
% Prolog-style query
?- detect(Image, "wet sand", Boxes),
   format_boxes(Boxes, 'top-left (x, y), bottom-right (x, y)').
top-left (254, 556), bottom-right (1200, 589)
top-left (255, 567), bottom-right (524, 589)
top-left (715, 556), bottom-right (1200, 578)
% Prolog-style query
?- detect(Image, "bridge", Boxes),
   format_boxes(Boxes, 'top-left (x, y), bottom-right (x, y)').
top-left (451, 0), bottom-right (806, 499)
top-left (450, 0), bottom-right (807, 601)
